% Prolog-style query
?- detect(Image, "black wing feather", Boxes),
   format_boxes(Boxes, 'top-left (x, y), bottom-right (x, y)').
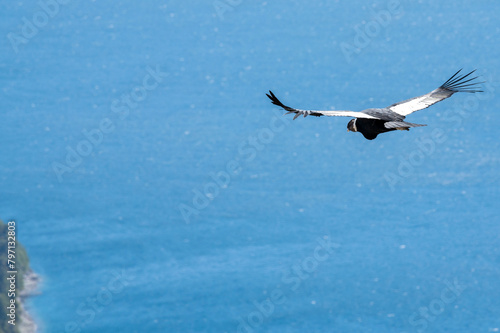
top-left (440, 69), bottom-right (484, 93)
top-left (266, 91), bottom-right (323, 117)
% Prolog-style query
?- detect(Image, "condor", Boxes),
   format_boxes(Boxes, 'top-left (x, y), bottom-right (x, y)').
top-left (267, 69), bottom-right (483, 140)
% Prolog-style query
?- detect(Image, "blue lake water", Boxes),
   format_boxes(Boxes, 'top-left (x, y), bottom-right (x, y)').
top-left (1, 1), bottom-right (500, 332)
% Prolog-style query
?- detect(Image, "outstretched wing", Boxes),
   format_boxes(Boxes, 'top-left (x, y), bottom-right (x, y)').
top-left (266, 91), bottom-right (378, 120)
top-left (387, 69), bottom-right (484, 117)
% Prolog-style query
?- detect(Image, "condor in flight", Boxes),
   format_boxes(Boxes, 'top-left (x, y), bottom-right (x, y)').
top-left (267, 69), bottom-right (483, 140)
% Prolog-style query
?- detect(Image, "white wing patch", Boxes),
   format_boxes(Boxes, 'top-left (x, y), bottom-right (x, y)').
top-left (296, 110), bottom-right (377, 119)
top-left (388, 88), bottom-right (453, 116)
